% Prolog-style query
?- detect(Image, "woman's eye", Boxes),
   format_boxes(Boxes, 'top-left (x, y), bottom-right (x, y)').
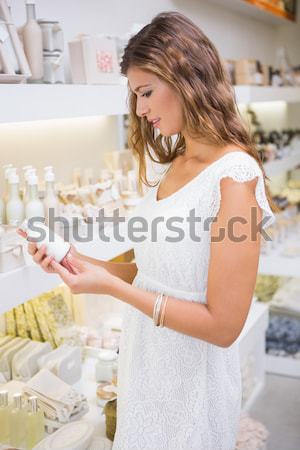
top-left (142, 90), bottom-right (152, 98)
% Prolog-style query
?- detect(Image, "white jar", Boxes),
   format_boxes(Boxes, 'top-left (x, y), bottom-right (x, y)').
top-left (95, 350), bottom-right (118, 383)
top-left (43, 51), bottom-right (65, 84)
top-left (37, 19), bottom-right (64, 52)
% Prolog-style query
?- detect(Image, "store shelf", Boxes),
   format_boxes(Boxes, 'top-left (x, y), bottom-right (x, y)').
top-left (0, 83), bottom-right (128, 123)
top-left (235, 86), bottom-right (300, 104)
top-left (1, 84), bottom-right (300, 123)
top-left (237, 301), bottom-right (269, 411)
top-left (263, 150), bottom-right (300, 177)
top-left (259, 253), bottom-right (300, 278)
top-left (266, 354), bottom-right (300, 378)
top-left (211, 0), bottom-right (295, 24)
top-left (0, 222), bottom-right (133, 315)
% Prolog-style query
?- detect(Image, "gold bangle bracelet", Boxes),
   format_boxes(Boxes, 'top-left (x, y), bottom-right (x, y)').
top-left (159, 295), bottom-right (169, 328)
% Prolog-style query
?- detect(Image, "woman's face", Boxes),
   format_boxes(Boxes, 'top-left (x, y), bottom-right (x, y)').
top-left (127, 67), bottom-right (184, 137)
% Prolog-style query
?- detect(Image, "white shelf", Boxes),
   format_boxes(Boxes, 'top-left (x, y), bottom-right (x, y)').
top-left (210, 0), bottom-right (295, 25)
top-left (235, 86), bottom-right (300, 104)
top-left (263, 150), bottom-right (300, 177)
top-left (0, 222), bottom-right (133, 315)
top-left (259, 254), bottom-right (300, 278)
top-left (1, 84), bottom-right (300, 123)
top-left (266, 354), bottom-right (300, 378)
top-left (0, 83), bottom-right (128, 123)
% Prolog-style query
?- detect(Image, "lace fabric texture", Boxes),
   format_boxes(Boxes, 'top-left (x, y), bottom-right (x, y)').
top-left (112, 152), bottom-right (275, 450)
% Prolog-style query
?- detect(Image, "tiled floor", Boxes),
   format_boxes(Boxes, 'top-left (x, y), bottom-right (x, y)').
top-left (249, 374), bottom-right (300, 450)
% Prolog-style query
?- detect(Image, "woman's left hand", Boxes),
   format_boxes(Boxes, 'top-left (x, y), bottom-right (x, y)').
top-left (50, 253), bottom-right (115, 295)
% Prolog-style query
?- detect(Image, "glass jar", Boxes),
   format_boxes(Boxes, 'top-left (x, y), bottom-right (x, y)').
top-left (95, 350), bottom-right (118, 383)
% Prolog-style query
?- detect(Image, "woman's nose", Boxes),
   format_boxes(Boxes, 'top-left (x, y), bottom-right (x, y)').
top-left (136, 99), bottom-right (149, 118)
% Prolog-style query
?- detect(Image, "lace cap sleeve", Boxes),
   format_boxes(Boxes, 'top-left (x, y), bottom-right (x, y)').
top-left (210, 152), bottom-right (275, 230)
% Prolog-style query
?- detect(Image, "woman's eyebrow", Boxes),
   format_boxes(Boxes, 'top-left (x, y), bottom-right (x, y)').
top-left (132, 84), bottom-right (152, 93)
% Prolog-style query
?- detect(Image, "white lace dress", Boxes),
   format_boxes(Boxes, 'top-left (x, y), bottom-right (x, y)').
top-left (112, 152), bottom-right (275, 450)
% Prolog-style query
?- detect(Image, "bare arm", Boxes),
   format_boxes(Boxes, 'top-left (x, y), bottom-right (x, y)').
top-left (108, 177), bottom-right (261, 347)
top-left (75, 249), bottom-right (138, 285)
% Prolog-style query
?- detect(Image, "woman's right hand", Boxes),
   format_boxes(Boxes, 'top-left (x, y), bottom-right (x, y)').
top-left (26, 241), bottom-right (78, 274)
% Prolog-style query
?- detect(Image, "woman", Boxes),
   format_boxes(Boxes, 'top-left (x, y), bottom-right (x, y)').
top-left (27, 12), bottom-right (275, 450)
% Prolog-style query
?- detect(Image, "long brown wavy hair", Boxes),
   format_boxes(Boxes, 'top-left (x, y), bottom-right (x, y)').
top-left (121, 11), bottom-right (274, 208)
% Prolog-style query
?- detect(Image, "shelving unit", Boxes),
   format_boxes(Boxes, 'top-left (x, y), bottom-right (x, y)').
top-left (1, 84), bottom-right (300, 123)
top-left (234, 86), bottom-right (300, 104)
top-left (0, 83), bottom-right (128, 123)
top-left (211, 0), bottom-right (296, 24)
top-left (259, 253), bottom-right (300, 278)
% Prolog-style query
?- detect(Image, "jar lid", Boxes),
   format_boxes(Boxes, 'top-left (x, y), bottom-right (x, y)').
top-left (98, 349), bottom-right (117, 361)
top-left (38, 18), bottom-right (59, 24)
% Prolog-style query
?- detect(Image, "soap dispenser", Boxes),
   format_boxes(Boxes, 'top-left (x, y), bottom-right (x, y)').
top-left (25, 174), bottom-right (45, 220)
top-left (6, 172), bottom-right (25, 226)
top-left (44, 167), bottom-right (59, 226)
top-left (25, 396), bottom-right (45, 449)
top-left (0, 390), bottom-right (10, 444)
top-left (9, 393), bottom-right (26, 448)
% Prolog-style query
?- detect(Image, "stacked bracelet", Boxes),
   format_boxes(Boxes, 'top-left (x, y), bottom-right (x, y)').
top-left (153, 293), bottom-right (164, 326)
top-left (153, 293), bottom-right (169, 328)
top-left (159, 295), bottom-right (169, 328)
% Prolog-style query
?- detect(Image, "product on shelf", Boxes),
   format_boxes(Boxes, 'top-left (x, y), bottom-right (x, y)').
top-left (254, 275), bottom-right (283, 302)
top-left (37, 344), bottom-right (82, 384)
top-left (95, 349), bottom-right (118, 384)
top-left (31, 420), bottom-right (94, 450)
top-left (26, 395), bottom-right (45, 449)
top-left (0, 0), bottom-right (32, 82)
top-left (25, 173), bottom-right (45, 220)
top-left (6, 171), bottom-right (24, 226)
top-left (24, 368), bottom-right (89, 425)
top-left (12, 340), bottom-right (52, 382)
top-left (22, 0), bottom-right (44, 82)
top-left (9, 392), bottom-right (26, 447)
top-left (103, 398), bottom-right (117, 442)
top-left (270, 278), bottom-right (300, 315)
top-left (0, 225), bottom-right (26, 273)
top-left (266, 312), bottom-right (300, 358)
top-left (68, 34), bottom-right (121, 85)
top-left (0, 336), bottom-right (30, 381)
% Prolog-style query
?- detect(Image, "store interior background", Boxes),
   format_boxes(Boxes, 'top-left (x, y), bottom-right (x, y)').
top-left (0, 1), bottom-right (300, 449)
top-left (1, 0), bottom-right (300, 185)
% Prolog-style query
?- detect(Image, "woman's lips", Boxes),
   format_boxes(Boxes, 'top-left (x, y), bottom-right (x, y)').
top-left (152, 119), bottom-right (160, 128)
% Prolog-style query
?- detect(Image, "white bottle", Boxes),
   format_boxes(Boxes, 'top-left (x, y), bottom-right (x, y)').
top-left (0, 390), bottom-right (10, 444)
top-left (23, 167), bottom-right (35, 205)
top-left (2, 165), bottom-right (14, 224)
top-left (25, 174), bottom-right (44, 220)
top-left (9, 393), bottom-right (26, 448)
top-left (44, 169), bottom-right (59, 226)
top-left (22, 0), bottom-right (43, 82)
top-left (19, 219), bottom-right (71, 264)
top-left (6, 172), bottom-right (25, 226)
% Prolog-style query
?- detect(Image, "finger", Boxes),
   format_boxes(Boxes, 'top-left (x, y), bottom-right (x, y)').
top-left (51, 259), bottom-right (75, 285)
top-left (32, 245), bottom-right (47, 264)
top-left (41, 255), bottom-right (55, 272)
top-left (65, 253), bottom-right (85, 273)
top-left (27, 242), bottom-right (38, 256)
top-left (17, 229), bottom-right (27, 239)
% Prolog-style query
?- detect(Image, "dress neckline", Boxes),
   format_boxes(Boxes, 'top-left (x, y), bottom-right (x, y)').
top-left (155, 150), bottom-right (248, 203)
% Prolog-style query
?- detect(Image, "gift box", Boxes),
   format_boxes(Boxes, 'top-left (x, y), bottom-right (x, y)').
top-left (68, 34), bottom-right (121, 84)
